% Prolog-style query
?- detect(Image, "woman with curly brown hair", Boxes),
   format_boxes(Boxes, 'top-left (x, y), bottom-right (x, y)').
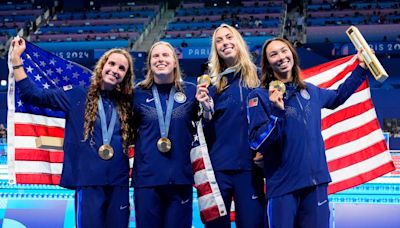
top-left (10, 37), bottom-right (134, 228)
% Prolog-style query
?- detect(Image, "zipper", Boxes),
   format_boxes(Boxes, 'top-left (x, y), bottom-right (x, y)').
top-left (239, 83), bottom-right (243, 112)
top-left (296, 93), bottom-right (316, 185)
top-left (239, 80), bottom-right (245, 168)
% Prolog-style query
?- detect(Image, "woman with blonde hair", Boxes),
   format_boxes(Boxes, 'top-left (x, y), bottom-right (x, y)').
top-left (196, 24), bottom-right (265, 227)
top-left (208, 24), bottom-right (260, 93)
top-left (10, 37), bottom-right (134, 228)
top-left (132, 41), bottom-right (199, 228)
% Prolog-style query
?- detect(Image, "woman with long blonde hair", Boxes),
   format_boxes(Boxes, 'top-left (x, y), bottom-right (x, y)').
top-left (132, 41), bottom-right (199, 228)
top-left (196, 24), bottom-right (265, 227)
top-left (10, 37), bottom-right (134, 228)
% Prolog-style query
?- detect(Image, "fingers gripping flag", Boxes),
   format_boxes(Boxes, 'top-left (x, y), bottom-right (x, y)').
top-left (302, 55), bottom-right (395, 194)
top-left (7, 41), bottom-right (92, 184)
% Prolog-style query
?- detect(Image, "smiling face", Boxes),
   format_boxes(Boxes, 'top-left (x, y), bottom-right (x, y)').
top-left (214, 27), bottom-right (238, 67)
top-left (265, 40), bottom-right (294, 82)
top-left (101, 53), bottom-right (129, 90)
top-left (150, 43), bottom-right (177, 84)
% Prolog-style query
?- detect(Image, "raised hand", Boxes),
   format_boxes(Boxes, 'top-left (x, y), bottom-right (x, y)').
top-left (10, 36), bottom-right (26, 66)
top-left (196, 82), bottom-right (212, 112)
top-left (269, 88), bottom-right (284, 110)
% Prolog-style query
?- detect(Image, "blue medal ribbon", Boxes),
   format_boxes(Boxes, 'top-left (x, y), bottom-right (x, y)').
top-left (152, 85), bottom-right (176, 138)
top-left (98, 96), bottom-right (117, 145)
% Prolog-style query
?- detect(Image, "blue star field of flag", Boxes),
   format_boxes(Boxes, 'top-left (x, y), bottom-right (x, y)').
top-left (14, 41), bottom-right (93, 118)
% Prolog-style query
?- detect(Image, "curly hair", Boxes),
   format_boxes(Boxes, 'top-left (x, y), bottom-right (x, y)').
top-left (260, 37), bottom-right (306, 89)
top-left (139, 41), bottom-right (184, 92)
top-left (83, 48), bottom-right (135, 151)
top-left (209, 24), bottom-right (259, 94)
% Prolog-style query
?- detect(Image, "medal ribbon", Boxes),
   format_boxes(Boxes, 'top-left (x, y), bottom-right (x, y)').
top-left (98, 96), bottom-right (117, 145)
top-left (152, 85), bottom-right (176, 138)
top-left (216, 66), bottom-right (236, 81)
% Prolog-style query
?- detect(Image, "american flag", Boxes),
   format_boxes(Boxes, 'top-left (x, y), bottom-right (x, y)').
top-left (7, 41), bottom-right (92, 185)
top-left (302, 54), bottom-right (395, 194)
top-left (191, 119), bottom-right (227, 222)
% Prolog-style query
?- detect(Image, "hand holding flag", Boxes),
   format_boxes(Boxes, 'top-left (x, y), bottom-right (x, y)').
top-left (7, 38), bottom-right (92, 184)
top-left (302, 55), bottom-right (395, 194)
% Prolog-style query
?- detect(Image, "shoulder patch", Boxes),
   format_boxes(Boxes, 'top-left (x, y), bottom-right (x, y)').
top-left (63, 85), bottom-right (73, 91)
top-left (248, 97), bottom-right (258, 108)
top-left (174, 92), bottom-right (186, 103)
top-left (300, 89), bottom-right (310, 100)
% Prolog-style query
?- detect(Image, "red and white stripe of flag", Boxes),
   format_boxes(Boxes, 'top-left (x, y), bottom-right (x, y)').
top-left (7, 112), bottom-right (64, 184)
top-left (302, 55), bottom-right (395, 194)
top-left (191, 120), bottom-right (227, 222)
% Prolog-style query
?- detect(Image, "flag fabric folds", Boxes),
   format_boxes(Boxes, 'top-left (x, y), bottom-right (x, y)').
top-left (190, 119), bottom-right (227, 223)
top-left (301, 55), bottom-right (395, 194)
top-left (7, 41), bottom-right (92, 184)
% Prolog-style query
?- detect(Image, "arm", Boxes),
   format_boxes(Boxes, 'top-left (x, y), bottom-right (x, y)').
top-left (10, 37), bottom-right (71, 112)
top-left (10, 37), bottom-right (28, 82)
top-left (247, 90), bottom-right (284, 153)
top-left (320, 50), bottom-right (369, 109)
top-left (196, 82), bottom-right (214, 120)
top-left (320, 65), bottom-right (368, 109)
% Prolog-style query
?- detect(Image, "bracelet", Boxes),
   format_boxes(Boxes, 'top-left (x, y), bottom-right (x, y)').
top-left (12, 64), bottom-right (23, 69)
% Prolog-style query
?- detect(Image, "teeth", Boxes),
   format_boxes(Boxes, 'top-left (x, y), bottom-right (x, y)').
top-left (279, 60), bottom-right (289, 67)
top-left (224, 47), bottom-right (232, 52)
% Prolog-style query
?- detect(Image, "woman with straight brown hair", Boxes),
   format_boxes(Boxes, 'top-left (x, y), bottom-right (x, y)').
top-left (248, 37), bottom-right (369, 228)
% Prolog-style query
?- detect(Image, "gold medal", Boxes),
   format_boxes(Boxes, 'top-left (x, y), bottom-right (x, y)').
top-left (269, 80), bottom-right (286, 94)
top-left (157, 137), bottom-right (172, 153)
top-left (98, 144), bottom-right (114, 160)
top-left (197, 74), bottom-right (211, 88)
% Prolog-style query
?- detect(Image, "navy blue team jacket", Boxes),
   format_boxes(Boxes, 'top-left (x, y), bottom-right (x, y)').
top-left (204, 71), bottom-right (257, 171)
top-left (247, 66), bottom-right (368, 198)
top-left (17, 77), bottom-right (129, 189)
top-left (131, 82), bottom-right (198, 187)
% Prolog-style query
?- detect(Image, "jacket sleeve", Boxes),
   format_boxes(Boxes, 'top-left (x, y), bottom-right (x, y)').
top-left (319, 65), bottom-right (368, 109)
top-left (16, 77), bottom-right (71, 112)
top-left (247, 89), bottom-right (284, 153)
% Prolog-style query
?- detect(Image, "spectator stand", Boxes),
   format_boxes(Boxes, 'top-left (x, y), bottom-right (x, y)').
top-left (0, 1), bottom-right (46, 58)
top-left (161, 0), bottom-right (284, 66)
top-left (30, 2), bottom-right (160, 52)
top-left (305, 0), bottom-right (400, 43)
